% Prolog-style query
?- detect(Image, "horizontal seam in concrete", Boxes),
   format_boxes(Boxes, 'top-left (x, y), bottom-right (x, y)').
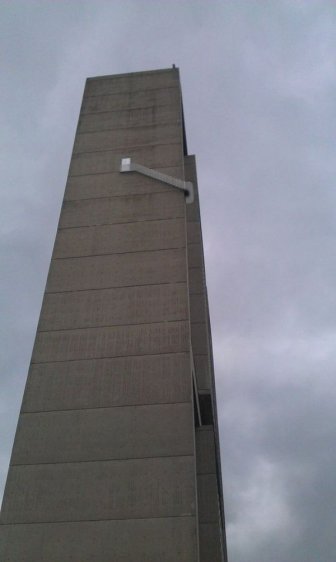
top-left (83, 85), bottom-right (178, 99)
top-left (63, 191), bottom-right (184, 204)
top-left (79, 101), bottom-right (178, 117)
top-left (10, 452), bottom-right (195, 468)
top-left (57, 215), bottom-right (185, 231)
top-left (52, 246), bottom-right (186, 261)
top-left (21, 400), bottom-right (191, 415)
top-left (56, 216), bottom-right (183, 230)
top-left (64, 187), bottom-right (173, 202)
top-left (77, 121), bottom-right (181, 135)
top-left (10, 453), bottom-right (194, 468)
top-left (72, 141), bottom-right (180, 157)
top-left (37, 318), bottom-right (189, 334)
top-left (31, 349), bottom-right (190, 365)
top-left (46, 280), bottom-right (187, 295)
top-left (28, 350), bottom-right (188, 367)
top-left (0, 514), bottom-right (195, 527)
top-left (68, 163), bottom-right (183, 178)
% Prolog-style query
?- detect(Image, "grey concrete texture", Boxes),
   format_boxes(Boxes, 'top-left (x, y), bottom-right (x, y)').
top-left (193, 354), bottom-right (211, 391)
top-left (0, 517), bottom-right (197, 562)
top-left (53, 217), bottom-right (186, 259)
top-left (38, 283), bottom-right (188, 331)
top-left (12, 403), bottom-right (194, 465)
top-left (199, 523), bottom-right (223, 562)
top-left (85, 69), bottom-right (179, 96)
top-left (23, 352), bottom-right (191, 413)
top-left (191, 322), bottom-right (209, 356)
top-left (73, 123), bottom-right (181, 154)
top-left (188, 267), bottom-right (205, 295)
top-left (187, 243), bottom-right (204, 269)
top-left (69, 144), bottom-right (183, 176)
top-left (46, 248), bottom-right (187, 293)
top-left (1, 456), bottom-right (195, 524)
top-left (78, 104), bottom-right (181, 133)
top-left (32, 320), bottom-right (189, 363)
top-left (196, 427), bottom-right (217, 475)
top-left (81, 86), bottom-right (180, 114)
top-left (189, 293), bottom-right (207, 324)
top-left (64, 167), bottom-right (184, 201)
top-left (187, 221), bottom-right (202, 245)
top-left (59, 191), bottom-right (185, 228)
top-left (197, 473), bottom-right (221, 524)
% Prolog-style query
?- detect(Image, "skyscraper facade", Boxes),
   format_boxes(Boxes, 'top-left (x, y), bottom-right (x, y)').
top-left (0, 68), bottom-right (227, 561)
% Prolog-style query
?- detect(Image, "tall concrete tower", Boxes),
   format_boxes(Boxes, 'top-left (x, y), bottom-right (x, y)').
top-left (0, 68), bottom-right (228, 561)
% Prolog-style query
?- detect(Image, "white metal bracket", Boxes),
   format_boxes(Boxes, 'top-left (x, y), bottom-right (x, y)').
top-left (120, 157), bottom-right (194, 204)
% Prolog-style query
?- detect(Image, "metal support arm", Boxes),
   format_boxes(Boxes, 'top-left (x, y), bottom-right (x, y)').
top-left (120, 157), bottom-right (194, 204)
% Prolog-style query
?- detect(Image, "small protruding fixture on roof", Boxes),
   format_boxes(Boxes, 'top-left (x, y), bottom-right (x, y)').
top-left (120, 157), bottom-right (194, 204)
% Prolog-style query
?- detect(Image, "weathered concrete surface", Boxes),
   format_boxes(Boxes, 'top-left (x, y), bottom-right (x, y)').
top-left (32, 320), bottom-right (189, 363)
top-left (85, 69), bottom-right (179, 96)
top-left (46, 248), bottom-right (186, 293)
top-left (0, 517), bottom-right (197, 562)
top-left (196, 426), bottom-right (217, 475)
top-left (65, 170), bottom-right (173, 200)
top-left (53, 217), bottom-right (185, 258)
top-left (39, 283), bottom-right (188, 331)
top-left (193, 354), bottom-right (211, 391)
top-left (74, 123), bottom-right (181, 154)
top-left (22, 352), bottom-right (191, 412)
top-left (1, 456), bottom-right (195, 524)
top-left (69, 144), bottom-right (182, 176)
top-left (81, 85), bottom-right (180, 114)
top-left (78, 104), bottom-right (181, 132)
top-left (197, 473), bottom-right (220, 523)
top-left (0, 68), bottom-right (227, 561)
top-left (12, 403), bottom-right (194, 465)
top-left (199, 523), bottom-right (223, 562)
top-left (59, 190), bottom-right (185, 228)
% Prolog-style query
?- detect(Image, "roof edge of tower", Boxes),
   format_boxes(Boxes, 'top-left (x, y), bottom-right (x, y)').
top-left (86, 66), bottom-right (179, 82)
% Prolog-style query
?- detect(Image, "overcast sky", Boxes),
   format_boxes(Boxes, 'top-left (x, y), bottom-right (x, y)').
top-left (1, 1), bottom-right (336, 561)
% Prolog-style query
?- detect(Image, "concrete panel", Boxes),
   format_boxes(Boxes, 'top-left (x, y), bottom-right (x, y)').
top-left (187, 221), bottom-right (202, 244)
top-left (197, 473), bottom-right (220, 523)
top-left (188, 243), bottom-right (203, 268)
top-left (59, 191), bottom-right (185, 228)
top-left (74, 124), bottom-right (181, 154)
top-left (194, 354), bottom-right (211, 391)
top-left (189, 267), bottom-right (204, 294)
top-left (196, 427), bottom-right (217, 475)
top-left (0, 517), bottom-right (197, 562)
top-left (64, 167), bottom-right (184, 201)
top-left (53, 218), bottom-right (185, 259)
top-left (81, 87), bottom-right (180, 114)
top-left (190, 293), bottom-right (207, 324)
top-left (12, 403), bottom-right (194, 465)
top-left (1, 456), bottom-right (195, 523)
top-left (69, 144), bottom-right (182, 176)
top-left (85, 70), bottom-right (179, 96)
top-left (191, 322), bottom-right (208, 355)
top-left (39, 283), bottom-right (188, 331)
top-left (32, 320), bottom-right (189, 363)
top-left (78, 105), bottom-right (181, 133)
top-left (199, 523), bottom-right (223, 562)
top-left (46, 248), bottom-right (187, 293)
top-left (23, 353), bottom-right (191, 413)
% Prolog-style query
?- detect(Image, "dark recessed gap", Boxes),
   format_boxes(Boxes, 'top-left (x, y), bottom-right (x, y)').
top-left (198, 392), bottom-right (214, 425)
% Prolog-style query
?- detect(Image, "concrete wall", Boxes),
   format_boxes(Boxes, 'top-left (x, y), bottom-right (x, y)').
top-left (0, 68), bottom-right (198, 561)
top-left (0, 67), bottom-right (227, 561)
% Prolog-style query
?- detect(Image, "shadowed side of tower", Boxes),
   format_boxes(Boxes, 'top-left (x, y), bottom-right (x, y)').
top-left (0, 68), bottom-right (227, 562)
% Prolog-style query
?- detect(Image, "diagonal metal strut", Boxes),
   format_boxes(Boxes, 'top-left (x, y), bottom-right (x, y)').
top-left (120, 157), bottom-right (194, 204)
